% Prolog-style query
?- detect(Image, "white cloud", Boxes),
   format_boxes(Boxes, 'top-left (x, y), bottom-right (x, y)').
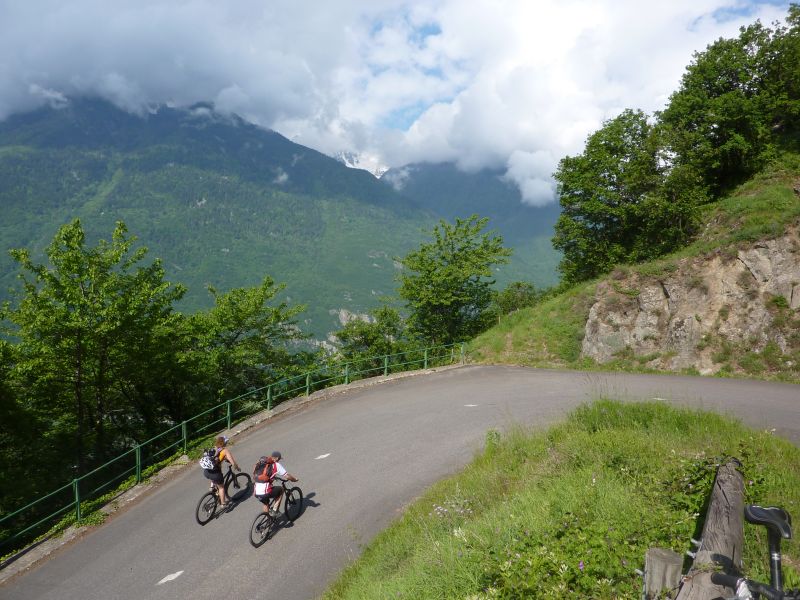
top-left (0, 0), bottom-right (792, 204)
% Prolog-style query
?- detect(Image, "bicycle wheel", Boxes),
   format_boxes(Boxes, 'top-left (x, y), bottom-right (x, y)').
top-left (249, 512), bottom-right (275, 547)
top-left (284, 486), bottom-right (303, 522)
top-left (195, 491), bottom-right (218, 525)
top-left (225, 472), bottom-right (252, 502)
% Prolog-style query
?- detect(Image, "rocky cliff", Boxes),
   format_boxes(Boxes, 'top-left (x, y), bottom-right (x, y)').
top-left (582, 227), bottom-right (800, 376)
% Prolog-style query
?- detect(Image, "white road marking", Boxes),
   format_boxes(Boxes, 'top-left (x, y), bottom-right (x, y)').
top-left (315, 453), bottom-right (331, 460)
top-left (652, 397), bottom-right (667, 401)
top-left (157, 571), bottom-right (184, 585)
top-left (464, 404), bottom-right (478, 407)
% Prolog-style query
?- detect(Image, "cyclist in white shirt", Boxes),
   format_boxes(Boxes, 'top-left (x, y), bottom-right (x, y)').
top-left (253, 451), bottom-right (299, 517)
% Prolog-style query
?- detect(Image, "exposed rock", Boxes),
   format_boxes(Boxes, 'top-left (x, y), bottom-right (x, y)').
top-left (582, 228), bottom-right (800, 374)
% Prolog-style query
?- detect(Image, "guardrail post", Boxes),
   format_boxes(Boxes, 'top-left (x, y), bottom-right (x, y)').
top-left (305, 373), bottom-right (311, 396)
top-left (344, 364), bottom-right (350, 385)
top-left (73, 479), bottom-right (81, 522)
top-left (226, 399), bottom-right (232, 430)
top-left (424, 348), bottom-right (428, 369)
top-left (450, 346), bottom-right (454, 363)
top-left (384, 355), bottom-right (389, 376)
top-left (460, 343), bottom-right (465, 364)
top-left (267, 385), bottom-right (272, 410)
top-left (135, 445), bottom-right (142, 483)
top-left (182, 421), bottom-right (187, 454)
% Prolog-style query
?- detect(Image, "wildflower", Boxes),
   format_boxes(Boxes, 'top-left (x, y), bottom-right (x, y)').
top-left (579, 560), bottom-right (585, 572)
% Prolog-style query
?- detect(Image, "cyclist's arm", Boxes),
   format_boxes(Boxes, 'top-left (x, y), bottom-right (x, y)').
top-left (222, 448), bottom-right (240, 471)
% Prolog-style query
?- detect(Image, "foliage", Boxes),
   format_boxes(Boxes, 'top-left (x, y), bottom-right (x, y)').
top-left (183, 277), bottom-right (307, 400)
top-left (491, 281), bottom-right (540, 317)
top-left (3, 220), bottom-right (186, 472)
top-left (553, 6), bottom-right (800, 284)
top-left (553, 109), bottom-right (700, 283)
top-left (399, 215), bottom-right (512, 344)
top-left (0, 220), bottom-right (309, 545)
top-left (334, 305), bottom-right (409, 363)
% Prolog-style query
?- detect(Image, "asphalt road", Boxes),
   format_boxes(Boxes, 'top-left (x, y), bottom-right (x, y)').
top-left (2, 366), bottom-right (798, 600)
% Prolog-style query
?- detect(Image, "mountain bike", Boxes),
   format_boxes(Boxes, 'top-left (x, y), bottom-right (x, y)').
top-left (195, 464), bottom-right (252, 525)
top-left (249, 478), bottom-right (304, 547)
top-left (711, 504), bottom-right (798, 599)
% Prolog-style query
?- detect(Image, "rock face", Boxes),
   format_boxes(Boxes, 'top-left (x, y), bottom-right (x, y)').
top-left (581, 229), bottom-right (800, 375)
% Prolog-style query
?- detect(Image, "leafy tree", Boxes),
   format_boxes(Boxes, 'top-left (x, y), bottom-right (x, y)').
top-left (493, 281), bottom-right (539, 316)
top-left (184, 277), bottom-right (307, 400)
top-left (4, 220), bottom-right (185, 472)
top-left (333, 305), bottom-right (408, 373)
top-left (553, 109), bottom-right (667, 283)
top-left (658, 7), bottom-right (800, 194)
top-left (398, 215), bottom-right (511, 344)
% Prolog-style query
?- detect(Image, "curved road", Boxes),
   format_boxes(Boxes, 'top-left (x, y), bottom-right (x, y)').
top-left (2, 366), bottom-right (799, 600)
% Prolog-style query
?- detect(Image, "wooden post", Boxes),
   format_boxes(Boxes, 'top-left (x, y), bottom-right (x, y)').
top-left (644, 548), bottom-right (682, 599)
top-left (675, 458), bottom-right (745, 600)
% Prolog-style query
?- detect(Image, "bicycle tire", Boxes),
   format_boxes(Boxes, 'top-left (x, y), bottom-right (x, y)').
top-left (195, 491), bottom-right (218, 525)
top-left (284, 486), bottom-right (303, 522)
top-left (225, 472), bottom-right (252, 502)
top-left (249, 512), bottom-right (275, 547)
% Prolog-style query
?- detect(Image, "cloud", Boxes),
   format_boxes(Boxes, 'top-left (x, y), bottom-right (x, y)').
top-left (0, 0), bottom-right (792, 204)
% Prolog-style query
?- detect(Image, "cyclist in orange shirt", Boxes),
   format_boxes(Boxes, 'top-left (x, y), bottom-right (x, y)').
top-left (202, 435), bottom-right (241, 506)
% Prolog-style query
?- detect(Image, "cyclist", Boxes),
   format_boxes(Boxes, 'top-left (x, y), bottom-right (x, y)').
top-left (203, 435), bottom-right (241, 507)
top-left (253, 451), bottom-right (299, 517)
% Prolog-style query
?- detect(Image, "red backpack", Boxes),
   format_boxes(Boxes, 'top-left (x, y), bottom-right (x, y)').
top-left (253, 456), bottom-right (276, 483)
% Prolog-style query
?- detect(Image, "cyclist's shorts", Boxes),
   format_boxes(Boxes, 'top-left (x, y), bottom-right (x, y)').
top-left (255, 488), bottom-right (282, 504)
top-left (203, 469), bottom-right (224, 484)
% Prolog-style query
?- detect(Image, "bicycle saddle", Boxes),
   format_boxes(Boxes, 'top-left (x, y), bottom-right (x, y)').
top-left (745, 505), bottom-right (793, 539)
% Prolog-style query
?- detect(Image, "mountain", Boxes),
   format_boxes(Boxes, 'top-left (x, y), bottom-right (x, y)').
top-left (382, 162), bottom-right (561, 288)
top-left (0, 98), bottom-right (559, 338)
top-left (0, 98), bottom-right (432, 338)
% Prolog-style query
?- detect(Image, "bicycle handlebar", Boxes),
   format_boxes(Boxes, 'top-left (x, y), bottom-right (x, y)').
top-left (711, 572), bottom-right (786, 600)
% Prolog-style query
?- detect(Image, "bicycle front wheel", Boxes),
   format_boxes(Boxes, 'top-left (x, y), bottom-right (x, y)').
top-left (226, 472), bottom-right (252, 502)
top-left (249, 513), bottom-right (275, 547)
top-left (195, 491), bottom-right (218, 525)
top-left (284, 486), bottom-right (303, 522)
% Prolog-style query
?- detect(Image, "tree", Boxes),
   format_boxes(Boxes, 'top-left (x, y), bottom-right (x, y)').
top-left (553, 109), bottom-right (668, 283)
top-left (658, 18), bottom-right (787, 195)
top-left (334, 305), bottom-right (407, 371)
top-left (493, 281), bottom-right (539, 317)
top-left (4, 220), bottom-right (185, 472)
top-left (398, 215), bottom-right (512, 344)
top-left (184, 277), bottom-right (307, 400)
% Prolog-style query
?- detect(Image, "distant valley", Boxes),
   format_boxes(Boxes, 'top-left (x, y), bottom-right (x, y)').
top-left (0, 98), bottom-right (559, 338)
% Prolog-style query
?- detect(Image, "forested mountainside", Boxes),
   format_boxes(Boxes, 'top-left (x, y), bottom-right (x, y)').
top-left (0, 98), bottom-right (558, 338)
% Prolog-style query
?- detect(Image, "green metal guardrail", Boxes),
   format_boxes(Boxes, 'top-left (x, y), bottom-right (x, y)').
top-left (0, 342), bottom-right (465, 555)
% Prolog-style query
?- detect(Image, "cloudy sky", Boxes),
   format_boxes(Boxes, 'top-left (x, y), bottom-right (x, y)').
top-left (0, 0), bottom-right (792, 205)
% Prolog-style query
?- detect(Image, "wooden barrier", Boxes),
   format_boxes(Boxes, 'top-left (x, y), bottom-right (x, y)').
top-left (673, 458), bottom-right (745, 599)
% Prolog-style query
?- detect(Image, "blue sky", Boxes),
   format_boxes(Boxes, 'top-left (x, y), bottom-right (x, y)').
top-left (0, 0), bottom-right (793, 204)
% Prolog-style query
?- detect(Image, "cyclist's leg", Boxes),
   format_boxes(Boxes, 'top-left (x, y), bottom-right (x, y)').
top-left (205, 469), bottom-right (227, 504)
top-left (266, 487), bottom-right (282, 515)
top-left (255, 493), bottom-right (271, 513)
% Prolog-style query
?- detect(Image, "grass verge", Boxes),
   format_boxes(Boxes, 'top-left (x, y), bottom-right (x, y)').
top-left (323, 400), bottom-right (800, 599)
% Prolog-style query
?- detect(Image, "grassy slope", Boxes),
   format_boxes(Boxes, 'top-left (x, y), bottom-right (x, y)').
top-left (324, 400), bottom-right (800, 599)
top-left (469, 153), bottom-right (800, 379)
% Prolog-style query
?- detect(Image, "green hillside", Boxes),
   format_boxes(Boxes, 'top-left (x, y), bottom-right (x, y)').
top-left (0, 99), bottom-right (559, 338)
top-left (0, 99), bottom-right (428, 338)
